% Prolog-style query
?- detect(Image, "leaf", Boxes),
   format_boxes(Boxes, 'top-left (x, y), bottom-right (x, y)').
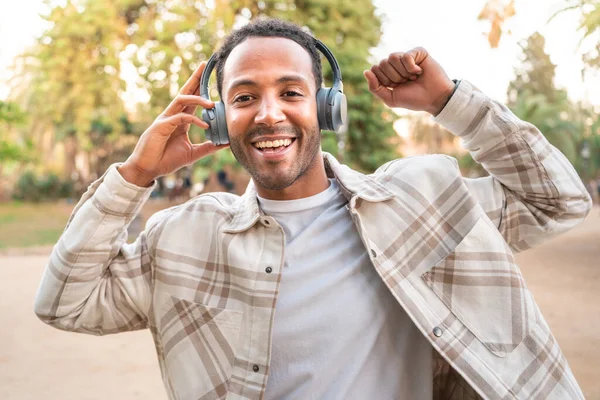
top-left (479, 0), bottom-right (517, 48)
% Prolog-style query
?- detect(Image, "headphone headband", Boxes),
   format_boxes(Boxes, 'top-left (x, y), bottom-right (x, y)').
top-left (314, 39), bottom-right (343, 99)
top-left (200, 52), bottom-right (218, 99)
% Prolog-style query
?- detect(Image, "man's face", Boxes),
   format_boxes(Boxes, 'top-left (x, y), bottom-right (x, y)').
top-left (221, 37), bottom-right (321, 191)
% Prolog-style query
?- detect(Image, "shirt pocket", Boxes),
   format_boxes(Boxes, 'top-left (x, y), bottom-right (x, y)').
top-left (158, 296), bottom-right (243, 400)
top-left (422, 216), bottom-right (538, 357)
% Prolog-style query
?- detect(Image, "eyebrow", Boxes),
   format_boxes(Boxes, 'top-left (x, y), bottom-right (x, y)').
top-left (227, 74), bottom-right (310, 93)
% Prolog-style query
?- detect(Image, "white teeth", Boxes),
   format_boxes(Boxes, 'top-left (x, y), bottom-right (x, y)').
top-left (254, 139), bottom-right (293, 149)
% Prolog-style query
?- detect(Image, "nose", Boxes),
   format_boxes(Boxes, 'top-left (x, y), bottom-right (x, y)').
top-left (254, 95), bottom-right (286, 126)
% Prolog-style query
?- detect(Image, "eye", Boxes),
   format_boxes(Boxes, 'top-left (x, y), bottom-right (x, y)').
top-left (233, 95), bottom-right (253, 103)
top-left (282, 91), bottom-right (302, 97)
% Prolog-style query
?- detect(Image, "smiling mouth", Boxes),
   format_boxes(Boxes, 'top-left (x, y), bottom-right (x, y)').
top-left (252, 138), bottom-right (295, 153)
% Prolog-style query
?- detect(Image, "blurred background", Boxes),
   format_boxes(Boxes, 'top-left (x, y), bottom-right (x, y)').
top-left (0, 0), bottom-right (599, 399)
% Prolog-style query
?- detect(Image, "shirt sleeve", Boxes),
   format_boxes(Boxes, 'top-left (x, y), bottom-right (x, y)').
top-left (434, 80), bottom-right (592, 252)
top-left (34, 164), bottom-right (158, 335)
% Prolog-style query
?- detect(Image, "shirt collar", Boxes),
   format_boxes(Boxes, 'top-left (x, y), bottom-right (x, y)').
top-left (322, 152), bottom-right (394, 203)
top-left (223, 152), bottom-right (395, 233)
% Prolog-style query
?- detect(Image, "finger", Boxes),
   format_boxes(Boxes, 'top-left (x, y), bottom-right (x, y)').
top-left (401, 50), bottom-right (425, 76)
top-left (190, 142), bottom-right (230, 163)
top-left (182, 104), bottom-right (197, 115)
top-left (179, 61), bottom-right (207, 95)
top-left (364, 70), bottom-right (393, 104)
top-left (388, 53), bottom-right (412, 81)
top-left (380, 58), bottom-right (407, 83)
top-left (161, 113), bottom-right (209, 131)
top-left (181, 92), bottom-right (206, 115)
top-left (164, 95), bottom-right (215, 116)
top-left (371, 65), bottom-right (396, 88)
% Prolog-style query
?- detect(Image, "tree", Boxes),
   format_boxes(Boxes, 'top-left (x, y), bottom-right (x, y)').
top-left (0, 101), bottom-right (30, 167)
top-left (509, 93), bottom-right (579, 162)
top-left (14, 0), bottom-right (398, 195)
top-left (481, 3), bottom-right (600, 180)
top-left (125, 0), bottom-right (399, 172)
top-left (507, 32), bottom-right (564, 105)
top-left (14, 0), bottom-right (134, 181)
top-left (507, 32), bottom-right (591, 170)
top-left (552, 0), bottom-right (600, 69)
top-left (477, 0), bottom-right (516, 48)
top-left (0, 101), bottom-right (33, 199)
top-left (553, 0), bottom-right (600, 179)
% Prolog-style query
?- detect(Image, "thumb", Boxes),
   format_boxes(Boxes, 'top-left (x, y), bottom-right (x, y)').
top-left (364, 70), bottom-right (393, 104)
top-left (190, 142), bottom-right (229, 163)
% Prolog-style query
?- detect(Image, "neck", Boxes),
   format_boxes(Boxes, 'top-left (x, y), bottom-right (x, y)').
top-left (255, 152), bottom-right (329, 200)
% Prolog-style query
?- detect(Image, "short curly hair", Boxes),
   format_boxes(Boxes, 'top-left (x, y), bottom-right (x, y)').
top-left (214, 18), bottom-right (323, 97)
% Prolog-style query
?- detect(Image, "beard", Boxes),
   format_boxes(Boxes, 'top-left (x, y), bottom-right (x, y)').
top-left (229, 123), bottom-right (321, 191)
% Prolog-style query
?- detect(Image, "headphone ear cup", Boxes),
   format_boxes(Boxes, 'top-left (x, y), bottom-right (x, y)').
top-left (201, 102), bottom-right (229, 145)
top-left (316, 88), bottom-right (331, 131)
top-left (201, 106), bottom-right (217, 143)
top-left (316, 87), bottom-right (348, 132)
top-left (214, 102), bottom-right (229, 145)
top-left (330, 91), bottom-right (347, 132)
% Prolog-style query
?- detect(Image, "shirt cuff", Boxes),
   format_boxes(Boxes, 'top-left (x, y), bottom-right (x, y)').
top-left (93, 163), bottom-right (157, 218)
top-left (433, 80), bottom-right (487, 136)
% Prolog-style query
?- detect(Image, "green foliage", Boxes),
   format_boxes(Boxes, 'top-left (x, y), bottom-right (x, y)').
top-left (456, 152), bottom-right (486, 177)
top-left (579, 0), bottom-right (600, 37)
top-left (588, 131), bottom-right (600, 176)
top-left (26, 0), bottom-right (127, 140)
top-left (507, 31), bottom-right (600, 179)
top-left (552, 1), bottom-right (600, 70)
top-left (127, 0), bottom-right (398, 172)
top-left (508, 33), bottom-right (578, 162)
top-left (12, 0), bottom-right (397, 198)
top-left (569, 103), bottom-right (600, 177)
top-left (0, 101), bottom-right (27, 126)
top-left (510, 92), bottom-right (579, 162)
top-left (0, 139), bottom-right (34, 164)
top-left (12, 171), bottom-right (74, 202)
top-left (12, 0), bottom-right (135, 181)
top-left (0, 101), bottom-right (34, 165)
top-left (508, 33), bottom-right (562, 106)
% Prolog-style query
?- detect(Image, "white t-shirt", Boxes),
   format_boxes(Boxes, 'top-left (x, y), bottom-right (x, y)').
top-left (259, 179), bottom-right (432, 400)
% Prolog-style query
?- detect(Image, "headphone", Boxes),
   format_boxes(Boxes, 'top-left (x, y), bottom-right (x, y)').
top-left (199, 39), bottom-right (348, 145)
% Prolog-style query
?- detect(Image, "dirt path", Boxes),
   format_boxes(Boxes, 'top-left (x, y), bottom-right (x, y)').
top-left (515, 207), bottom-right (600, 399)
top-left (1, 208), bottom-right (599, 399)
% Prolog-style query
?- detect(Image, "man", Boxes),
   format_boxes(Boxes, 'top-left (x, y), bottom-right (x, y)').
top-left (34, 18), bottom-right (591, 400)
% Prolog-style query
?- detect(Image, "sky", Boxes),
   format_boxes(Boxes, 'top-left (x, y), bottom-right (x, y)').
top-left (1, 0), bottom-right (599, 106)
top-left (371, 0), bottom-right (600, 106)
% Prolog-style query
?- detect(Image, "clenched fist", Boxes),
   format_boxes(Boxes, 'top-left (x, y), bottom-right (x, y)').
top-left (364, 47), bottom-right (456, 116)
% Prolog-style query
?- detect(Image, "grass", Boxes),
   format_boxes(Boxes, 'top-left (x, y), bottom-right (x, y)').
top-left (0, 201), bottom-right (73, 249)
top-left (0, 198), bottom-right (179, 249)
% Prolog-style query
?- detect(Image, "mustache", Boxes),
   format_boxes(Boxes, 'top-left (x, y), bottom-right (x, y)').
top-left (246, 125), bottom-right (301, 141)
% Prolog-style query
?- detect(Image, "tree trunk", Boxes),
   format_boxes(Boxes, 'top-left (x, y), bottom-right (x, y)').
top-left (64, 134), bottom-right (78, 181)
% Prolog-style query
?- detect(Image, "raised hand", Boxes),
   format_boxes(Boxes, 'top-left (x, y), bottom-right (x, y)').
top-left (364, 47), bottom-right (456, 116)
top-left (118, 62), bottom-right (228, 187)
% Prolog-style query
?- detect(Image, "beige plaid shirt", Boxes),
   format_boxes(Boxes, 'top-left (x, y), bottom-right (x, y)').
top-left (35, 81), bottom-right (591, 400)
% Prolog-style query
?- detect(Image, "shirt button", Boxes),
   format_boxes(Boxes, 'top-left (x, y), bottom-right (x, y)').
top-left (433, 327), bottom-right (443, 337)
top-left (265, 267), bottom-right (272, 274)
top-left (252, 364), bottom-right (260, 372)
